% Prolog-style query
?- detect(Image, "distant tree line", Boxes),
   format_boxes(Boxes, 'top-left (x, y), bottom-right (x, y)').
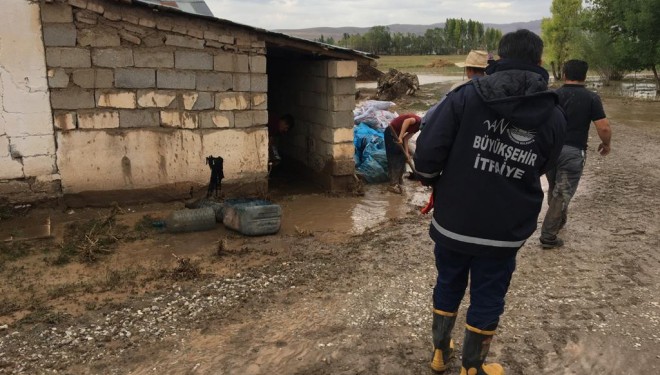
top-left (314, 18), bottom-right (503, 55)
top-left (542, 0), bottom-right (659, 87)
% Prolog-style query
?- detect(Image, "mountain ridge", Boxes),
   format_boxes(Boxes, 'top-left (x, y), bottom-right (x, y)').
top-left (276, 20), bottom-right (542, 42)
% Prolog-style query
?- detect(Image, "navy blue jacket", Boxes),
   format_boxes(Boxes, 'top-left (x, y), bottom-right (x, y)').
top-left (415, 65), bottom-right (566, 257)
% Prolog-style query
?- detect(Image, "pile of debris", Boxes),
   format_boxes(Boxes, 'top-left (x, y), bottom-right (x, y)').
top-left (426, 59), bottom-right (456, 68)
top-left (357, 64), bottom-right (385, 82)
top-left (377, 69), bottom-right (420, 100)
top-left (353, 100), bottom-right (398, 130)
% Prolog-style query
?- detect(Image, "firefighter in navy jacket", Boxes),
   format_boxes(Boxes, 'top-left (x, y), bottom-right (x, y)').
top-left (414, 30), bottom-right (566, 375)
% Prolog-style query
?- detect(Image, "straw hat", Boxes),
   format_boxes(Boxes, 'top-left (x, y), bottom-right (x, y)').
top-left (455, 50), bottom-right (489, 69)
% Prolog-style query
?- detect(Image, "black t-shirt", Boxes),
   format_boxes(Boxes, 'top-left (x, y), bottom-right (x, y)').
top-left (555, 84), bottom-right (607, 150)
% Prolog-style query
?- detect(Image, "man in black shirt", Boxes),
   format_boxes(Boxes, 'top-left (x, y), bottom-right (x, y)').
top-left (540, 60), bottom-right (612, 249)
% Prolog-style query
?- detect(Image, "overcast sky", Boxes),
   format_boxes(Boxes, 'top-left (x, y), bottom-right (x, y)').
top-left (205, 0), bottom-right (552, 30)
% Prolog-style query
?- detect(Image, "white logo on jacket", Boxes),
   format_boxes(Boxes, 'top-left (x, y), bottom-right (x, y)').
top-left (483, 118), bottom-right (536, 146)
top-left (507, 126), bottom-right (536, 145)
top-left (484, 118), bottom-right (510, 134)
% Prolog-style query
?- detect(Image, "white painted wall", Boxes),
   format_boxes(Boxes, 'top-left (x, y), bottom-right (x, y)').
top-left (0, 0), bottom-right (57, 181)
top-left (56, 128), bottom-right (268, 193)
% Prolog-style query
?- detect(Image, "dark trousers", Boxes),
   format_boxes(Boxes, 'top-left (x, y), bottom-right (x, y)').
top-left (433, 244), bottom-right (517, 331)
top-left (384, 128), bottom-right (406, 185)
top-left (541, 146), bottom-right (585, 241)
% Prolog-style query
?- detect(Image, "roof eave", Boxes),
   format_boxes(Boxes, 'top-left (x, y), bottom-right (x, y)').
top-left (128, 0), bottom-right (378, 63)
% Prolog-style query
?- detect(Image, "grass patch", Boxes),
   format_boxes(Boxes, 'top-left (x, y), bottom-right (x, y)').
top-left (57, 209), bottom-right (132, 264)
top-left (0, 298), bottom-right (21, 316)
top-left (169, 254), bottom-right (202, 281)
top-left (18, 305), bottom-right (69, 326)
top-left (51, 242), bottom-right (78, 266)
top-left (376, 55), bottom-right (467, 75)
top-left (98, 268), bottom-right (139, 291)
top-left (405, 101), bottom-right (432, 111)
top-left (0, 242), bottom-right (32, 269)
top-left (47, 282), bottom-right (82, 299)
top-left (134, 214), bottom-right (158, 233)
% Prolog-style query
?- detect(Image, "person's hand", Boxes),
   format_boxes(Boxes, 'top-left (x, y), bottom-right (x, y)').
top-left (598, 143), bottom-right (610, 156)
top-left (396, 137), bottom-right (404, 144)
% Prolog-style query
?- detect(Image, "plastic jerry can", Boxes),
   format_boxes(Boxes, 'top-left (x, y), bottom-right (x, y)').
top-left (165, 207), bottom-right (217, 233)
top-left (222, 200), bottom-right (282, 236)
top-left (194, 200), bottom-right (224, 222)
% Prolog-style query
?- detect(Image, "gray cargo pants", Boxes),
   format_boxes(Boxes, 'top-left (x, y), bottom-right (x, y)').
top-left (384, 127), bottom-right (406, 185)
top-left (541, 145), bottom-right (586, 241)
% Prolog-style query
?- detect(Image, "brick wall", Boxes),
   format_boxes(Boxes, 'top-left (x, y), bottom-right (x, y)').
top-left (269, 58), bottom-right (357, 190)
top-left (39, 0), bottom-right (269, 198)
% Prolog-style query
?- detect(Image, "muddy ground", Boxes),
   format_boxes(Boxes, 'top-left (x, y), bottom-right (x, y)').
top-left (0, 84), bottom-right (659, 374)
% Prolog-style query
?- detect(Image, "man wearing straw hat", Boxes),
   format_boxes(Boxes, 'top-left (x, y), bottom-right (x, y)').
top-left (420, 51), bottom-right (491, 132)
top-left (451, 50), bottom-right (490, 90)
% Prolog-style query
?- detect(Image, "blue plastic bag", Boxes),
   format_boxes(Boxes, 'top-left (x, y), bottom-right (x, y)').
top-left (354, 123), bottom-right (388, 183)
top-left (357, 155), bottom-right (389, 183)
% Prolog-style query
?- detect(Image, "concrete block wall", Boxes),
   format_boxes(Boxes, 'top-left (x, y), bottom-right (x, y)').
top-left (0, 1), bottom-right (60, 203)
top-left (270, 58), bottom-right (357, 190)
top-left (39, 0), bottom-right (269, 197)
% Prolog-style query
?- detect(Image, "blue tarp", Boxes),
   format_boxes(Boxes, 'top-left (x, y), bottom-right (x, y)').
top-left (354, 123), bottom-right (388, 183)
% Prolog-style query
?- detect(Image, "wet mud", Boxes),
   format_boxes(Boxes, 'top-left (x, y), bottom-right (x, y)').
top-left (0, 96), bottom-right (658, 374)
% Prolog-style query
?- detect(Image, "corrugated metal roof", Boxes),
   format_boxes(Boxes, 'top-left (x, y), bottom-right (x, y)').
top-left (140, 0), bottom-right (213, 17)
top-left (125, 0), bottom-right (377, 62)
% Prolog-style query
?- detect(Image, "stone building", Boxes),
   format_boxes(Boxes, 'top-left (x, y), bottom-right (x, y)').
top-left (0, 0), bottom-right (374, 205)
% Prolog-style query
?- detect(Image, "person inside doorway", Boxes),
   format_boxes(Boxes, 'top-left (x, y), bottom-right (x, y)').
top-left (267, 113), bottom-right (295, 166)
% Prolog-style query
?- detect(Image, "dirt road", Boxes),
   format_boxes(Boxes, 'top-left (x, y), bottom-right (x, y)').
top-left (1, 98), bottom-right (659, 374)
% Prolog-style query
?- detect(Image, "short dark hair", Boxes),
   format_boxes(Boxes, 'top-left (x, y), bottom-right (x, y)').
top-left (281, 114), bottom-right (295, 129)
top-left (498, 29), bottom-right (543, 65)
top-left (563, 59), bottom-right (588, 81)
top-left (466, 67), bottom-right (486, 74)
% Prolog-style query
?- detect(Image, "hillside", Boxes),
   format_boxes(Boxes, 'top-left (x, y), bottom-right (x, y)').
top-left (277, 20), bottom-right (542, 41)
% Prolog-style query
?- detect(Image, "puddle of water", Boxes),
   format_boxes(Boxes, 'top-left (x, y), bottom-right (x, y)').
top-left (603, 98), bottom-right (658, 129)
top-left (278, 184), bottom-right (429, 239)
top-left (0, 216), bottom-right (51, 241)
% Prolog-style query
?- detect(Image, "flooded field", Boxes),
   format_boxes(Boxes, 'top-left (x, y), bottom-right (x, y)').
top-left (360, 73), bottom-right (659, 101)
top-left (357, 74), bottom-right (463, 89)
top-left (587, 79), bottom-right (658, 100)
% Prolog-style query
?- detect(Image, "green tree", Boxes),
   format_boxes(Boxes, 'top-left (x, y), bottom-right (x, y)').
top-left (541, 0), bottom-right (582, 80)
top-left (586, 0), bottom-right (660, 89)
top-left (444, 19), bottom-right (464, 54)
top-left (424, 28), bottom-right (446, 54)
top-left (363, 26), bottom-right (392, 54)
top-left (572, 30), bottom-right (627, 83)
top-left (484, 28), bottom-right (502, 52)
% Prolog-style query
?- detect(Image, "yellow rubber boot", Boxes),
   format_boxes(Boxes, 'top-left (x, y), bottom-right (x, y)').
top-left (458, 325), bottom-right (505, 375)
top-left (430, 309), bottom-right (457, 373)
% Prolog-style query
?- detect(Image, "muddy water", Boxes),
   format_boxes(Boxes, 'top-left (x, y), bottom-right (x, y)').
top-left (602, 98), bottom-right (658, 128)
top-left (356, 74), bottom-right (462, 89)
top-left (359, 73), bottom-right (659, 100)
top-left (588, 79), bottom-right (658, 100)
top-left (279, 184), bottom-right (430, 240)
